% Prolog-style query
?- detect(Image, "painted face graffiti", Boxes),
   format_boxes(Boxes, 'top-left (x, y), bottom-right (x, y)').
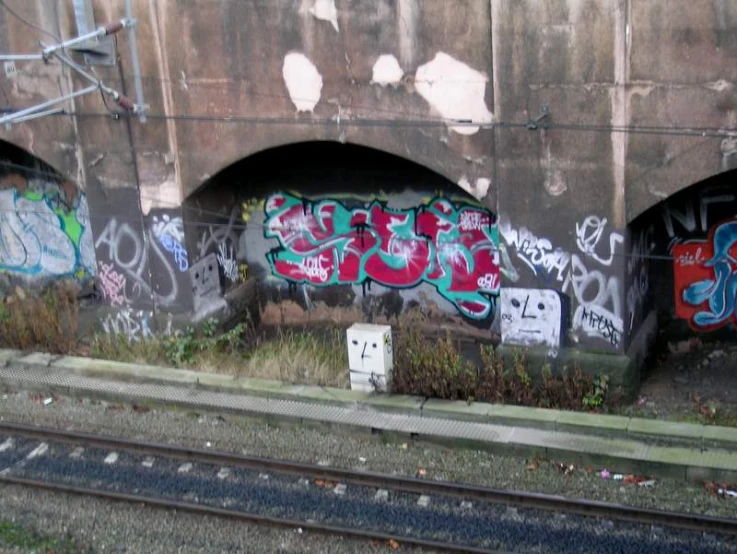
top-left (673, 218), bottom-right (737, 331)
top-left (500, 288), bottom-right (562, 352)
top-left (262, 192), bottom-right (500, 320)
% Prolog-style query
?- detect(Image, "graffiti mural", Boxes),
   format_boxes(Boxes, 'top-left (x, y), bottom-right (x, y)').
top-left (0, 180), bottom-right (95, 283)
top-left (673, 218), bottom-right (737, 331)
top-left (262, 192), bottom-right (500, 320)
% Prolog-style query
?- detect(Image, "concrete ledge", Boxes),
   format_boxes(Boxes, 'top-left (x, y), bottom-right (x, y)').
top-left (2, 354), bottom-right (737, 482)
top-left (3, 349), bottom-right (737, 455)
top-left (627, 418), bottom-right (704, 447)
top-left (0, 349), bottom-right (23, 367)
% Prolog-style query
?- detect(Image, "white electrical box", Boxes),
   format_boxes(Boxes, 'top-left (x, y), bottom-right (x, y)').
top-left (346, 323), bottom-right (393, 392)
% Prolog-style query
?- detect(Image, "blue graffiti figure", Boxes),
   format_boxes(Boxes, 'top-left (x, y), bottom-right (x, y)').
top-left (682, 220), bottom-right (737, 329)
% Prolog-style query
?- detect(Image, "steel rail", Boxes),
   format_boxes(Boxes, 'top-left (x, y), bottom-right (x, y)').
top-left (0, 475), bottom-right (505, 554)
top-left (2, 421), bottom-right (736, 536)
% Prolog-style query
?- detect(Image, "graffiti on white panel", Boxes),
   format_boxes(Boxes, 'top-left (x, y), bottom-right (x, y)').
top-left (501, 288), bottom-right (562, 354)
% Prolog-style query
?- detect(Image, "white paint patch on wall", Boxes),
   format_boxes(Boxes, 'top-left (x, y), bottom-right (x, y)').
top-left (457, 176), bottom-right (491, 200)
top-left (282, 53), bottom-right (323, 113)
top-left (371, 55), bottom-right (404, 87)
top-left (308, 0), bottom-right (339, 32)
top-left (501, 288), bottom-right (562, 354)
top-left (414, 53), bottom-right (493, 135)
top-left (140, 178), bottom-right (181, 216)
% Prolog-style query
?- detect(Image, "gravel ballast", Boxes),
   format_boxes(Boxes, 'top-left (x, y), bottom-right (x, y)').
top-left (1, 386), bottom-right (736, 552)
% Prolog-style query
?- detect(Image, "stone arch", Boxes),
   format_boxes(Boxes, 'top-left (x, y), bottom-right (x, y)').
top-left (183, 141), bottom-right (500, 334)
top-left (0, 139), bottom-right (96, 291)
top-left (181, 138), bottom-right (491, 203)
top-left (626, 138), bottom-right (737, 224)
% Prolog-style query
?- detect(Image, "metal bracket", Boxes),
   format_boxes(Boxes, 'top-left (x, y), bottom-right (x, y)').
top-left (526, 104), bottom-right (551, 131)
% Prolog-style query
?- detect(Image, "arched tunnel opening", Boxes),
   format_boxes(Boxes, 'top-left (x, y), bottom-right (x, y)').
top-left (183, 141), bottom-right (499, 351)
top-left (0, 139), bottom-right (95, 294)
top-left (626, 169), bottom-right (737, 419)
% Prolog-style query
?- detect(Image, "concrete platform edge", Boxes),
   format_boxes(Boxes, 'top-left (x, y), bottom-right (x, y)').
top-left (1, 348), bottom-right (736, 461)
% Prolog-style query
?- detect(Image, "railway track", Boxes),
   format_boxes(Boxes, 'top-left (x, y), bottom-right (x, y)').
top-left (0, 421), bottom-right (735, 554)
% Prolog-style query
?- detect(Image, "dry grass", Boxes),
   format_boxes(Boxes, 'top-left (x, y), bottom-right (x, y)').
top-left (240, 327), bottom-right (348, 387)
top-left (0, 282), bottom-right (79, 354)
top-left (90, 323), bottom-right (349, 388)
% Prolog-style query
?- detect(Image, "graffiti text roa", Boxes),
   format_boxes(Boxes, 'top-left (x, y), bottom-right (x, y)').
top-left (262, 192), bottom-right (500, 320)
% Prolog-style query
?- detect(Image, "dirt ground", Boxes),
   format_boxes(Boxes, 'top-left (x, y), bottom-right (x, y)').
top-left (623, 336), bottom-right (737, 426)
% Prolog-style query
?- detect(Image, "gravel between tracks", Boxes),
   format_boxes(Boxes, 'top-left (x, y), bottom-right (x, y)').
top-left (0, 385), bottom-right (735, 553)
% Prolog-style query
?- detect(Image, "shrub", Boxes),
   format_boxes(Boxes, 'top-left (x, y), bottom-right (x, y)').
top-left (390, 327), bottom-right (615, 412)
top-left (0, 283), bottom-right (79, 354)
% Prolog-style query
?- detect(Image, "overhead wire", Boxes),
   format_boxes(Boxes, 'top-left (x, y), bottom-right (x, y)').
top-left (0, 0), bottom-right (61, 43)
top-left (0, 160), bottom-right (726, 265)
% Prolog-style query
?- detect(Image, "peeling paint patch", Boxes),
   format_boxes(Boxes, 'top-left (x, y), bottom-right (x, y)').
top-left (457, 176), bottom-right (492, 200)
top-left (308, 0), bottom-right (339, 32)
top-left (371, 55), bottom-right (404, 87)
top-left (282, 53), bottom-right (323, 113)
top-left (141, 179), bottom-right (182, 215)
top-left (544, 169), bottom-right (567, 196)
top-left (414, 53), bottom-right (493, 135)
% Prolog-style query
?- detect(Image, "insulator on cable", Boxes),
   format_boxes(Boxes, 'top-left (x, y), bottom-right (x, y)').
top-left (103, 20), bottom-right (125, 35)
top-left (116, 95), bottom-right (135, 111)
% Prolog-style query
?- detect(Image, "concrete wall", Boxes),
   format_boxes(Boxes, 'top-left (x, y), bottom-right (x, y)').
top-left (0, 0), bottom-right (736, 370)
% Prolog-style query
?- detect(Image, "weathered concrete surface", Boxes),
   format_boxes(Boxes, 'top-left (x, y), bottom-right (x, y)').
top-left (1, 0), bottom-right (736, 369)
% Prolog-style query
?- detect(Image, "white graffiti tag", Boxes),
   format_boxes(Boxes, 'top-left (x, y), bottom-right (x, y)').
top-left (217, 243), bottom-right (239, 282)
top-left (575, 216), bottom-right (624, 267)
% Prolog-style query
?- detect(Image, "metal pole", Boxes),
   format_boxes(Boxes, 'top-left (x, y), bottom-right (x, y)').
top-left (125, 0), bottom-right (146, 122)
top-left (41, 20), bottom-right (132, 59)
top-left (0, 54), bottom-right (44, 61)
top-left (0, 85), bottom-right (98, 126)
top-left (10, 108), bottom-right (65, 124)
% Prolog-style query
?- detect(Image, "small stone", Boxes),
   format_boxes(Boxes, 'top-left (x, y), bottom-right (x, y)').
top-left (602, 520), bottom-right (615, 529)
top-left (259, 473), bottom-right (270, 480)
top-left (375, 489), bottom-right (389, 502)
top-left (217, 467), bottom-right (230, 479)
top-left (298, 478), bottom-right (310, 487)
top-left (417, 495), bottom-right (431, 507)
top-left (178, 463), bottom-right (193, 473)
top-left (104, 452), bottom-right (119, 464)
top-left (141, 457), bottom-right (155, 468)
top-left (460, 501), bottom-right (473, 510)
top-left (333, 484), bottom-right (347, 496)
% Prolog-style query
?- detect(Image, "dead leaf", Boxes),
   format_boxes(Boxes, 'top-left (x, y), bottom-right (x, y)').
top-left (526, 460), bottom-right (540, 472)
top-left (417, 468), bottom-right (428, 477)
top-left (387, 539), bottom-right (400, 550)
top-left (584, 466), bottom-right (595, 473)
top-left (132, 404), bottom-right (150, 413)
top-left (314, 479), bottom-right (325, 487)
